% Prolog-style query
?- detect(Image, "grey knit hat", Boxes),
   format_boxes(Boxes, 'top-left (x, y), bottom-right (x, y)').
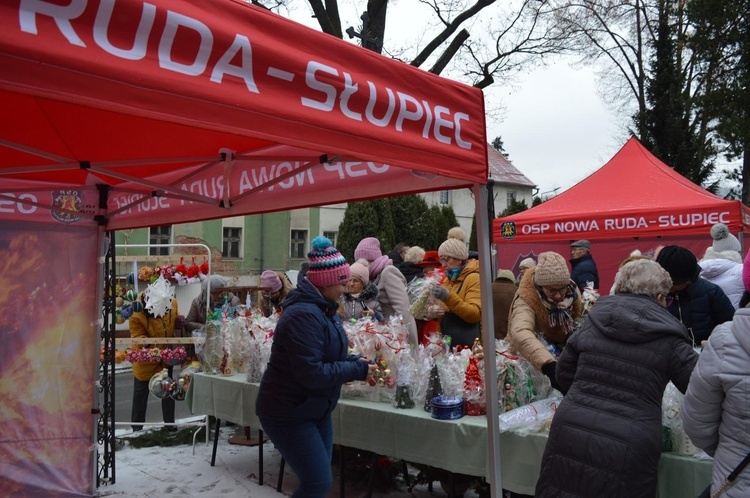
top-left (533, 252), bottom-right (570, 287)
top-left (710, 223), bottom-right (741, 253)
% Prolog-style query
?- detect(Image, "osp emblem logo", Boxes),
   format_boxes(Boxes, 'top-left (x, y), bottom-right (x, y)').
top-left (51, 190), bottom-right (83, 223)
top-left (500, 221), bottom-right (516, 240)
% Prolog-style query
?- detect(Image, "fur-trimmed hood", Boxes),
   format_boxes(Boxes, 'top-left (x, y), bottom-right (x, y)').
top-left (701, 247), bottom-right (742, 264)
top-left (342, 282), bottom-right (380, 303)
top-left (517, 267), bottom-right (583, 344)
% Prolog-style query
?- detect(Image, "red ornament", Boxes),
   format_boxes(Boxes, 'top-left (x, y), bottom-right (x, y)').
top-left (187, 257), bottom-right (200, 278)
top-left (463, 356), bottom-right (486, 416)
top-left (200, 258), bottom-right (209, 275)
top-left (175, 257), bottom-right (188, 276)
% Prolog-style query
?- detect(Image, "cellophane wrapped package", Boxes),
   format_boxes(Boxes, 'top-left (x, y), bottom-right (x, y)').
top-left (408, 269), bottom-right (445, 320)
top-left (498, 393), bottom-right (563, 434)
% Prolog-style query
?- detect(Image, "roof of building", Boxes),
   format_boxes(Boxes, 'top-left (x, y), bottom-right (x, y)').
top-left (487, 146), bottom-right (536, 188)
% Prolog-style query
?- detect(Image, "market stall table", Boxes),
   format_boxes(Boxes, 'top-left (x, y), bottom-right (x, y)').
top-left (187, 373), bottom-right (711, 496)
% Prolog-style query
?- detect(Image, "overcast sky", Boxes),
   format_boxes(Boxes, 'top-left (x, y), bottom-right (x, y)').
top-left (485, 60), bottom-right (630, 198)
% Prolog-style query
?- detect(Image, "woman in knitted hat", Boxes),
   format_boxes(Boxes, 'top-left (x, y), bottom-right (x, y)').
top-left (339, 259), bottom-right (383, 322)
top-left (430, 227), bottom-right (482, 349)
top-left (259, 269), bottom-right (293, 317)
top-left (507, 251), bottom-right (583, 390)
top-left (699, 223), bottom-right (743, 309)
top-left (256, 237), bottom-right (376, 498)
top-left (354, 236), bottom-right (419, 345)
top-left (536, 259), bottom-right (698, 498)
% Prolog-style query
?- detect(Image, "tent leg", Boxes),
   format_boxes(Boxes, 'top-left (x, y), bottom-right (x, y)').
top-left (473, 184), bottom-right (503, 496)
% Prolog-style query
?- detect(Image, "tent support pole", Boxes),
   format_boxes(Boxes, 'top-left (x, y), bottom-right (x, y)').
top-left (97, 230), bottom-right (117, 487)
top-left (473, 183), bottom-right (502, 496)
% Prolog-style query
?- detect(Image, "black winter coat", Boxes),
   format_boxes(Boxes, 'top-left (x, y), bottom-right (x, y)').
top-left (398, 262), bottom-right (424, 284)
top-left (570, 253), bottom-right (599, 291)
top-left (535, 294), bottom-right (698, 498)
top-left (665, 277), bottom-right (735, 346)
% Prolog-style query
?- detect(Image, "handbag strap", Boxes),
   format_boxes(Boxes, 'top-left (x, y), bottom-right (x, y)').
top-left (712, 450), bottom-right (750, 498)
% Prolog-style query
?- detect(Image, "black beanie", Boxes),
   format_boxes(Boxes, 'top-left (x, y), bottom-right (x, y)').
top-left (656, 245), bottom-right (700, 285)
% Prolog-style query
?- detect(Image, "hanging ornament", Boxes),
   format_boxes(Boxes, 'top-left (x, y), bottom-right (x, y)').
top-left (187, 257), bottom-right (200, 278)
top-left (148, 369), bottom-right (175, 399)
top-left (175, 257), bottom-right (188, 277)
top-left (120, 304), bottom-right (133, 319)
top-left (200, 257), bottom-right (209, 276)
top-left (132, 300), bottom-right (144, 313)
top-left (144, 275), bottom-right (175, 318)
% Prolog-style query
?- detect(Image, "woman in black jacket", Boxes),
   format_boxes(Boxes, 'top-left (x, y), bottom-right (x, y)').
top-left (535, 259), bottom-right (698, 498)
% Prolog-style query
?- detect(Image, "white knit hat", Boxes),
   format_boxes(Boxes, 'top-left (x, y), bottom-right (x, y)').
top-left (710, 223), bottom-right (741, 253)
top-left (438, 227), bottom-right (469, 261)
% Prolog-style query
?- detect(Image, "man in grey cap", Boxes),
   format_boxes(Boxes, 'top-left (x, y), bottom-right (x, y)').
top-left (570, 240), bottom-right (599, 292)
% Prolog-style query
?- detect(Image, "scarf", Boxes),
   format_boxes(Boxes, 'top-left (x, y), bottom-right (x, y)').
top-left (536, 283), bottom-right (579, 339)
top-left (369, 255), bottom-right (392, 279)
top-left (445, 266), bottom-right (464, 281)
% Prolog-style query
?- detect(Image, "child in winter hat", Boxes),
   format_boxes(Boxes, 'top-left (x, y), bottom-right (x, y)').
top-left (306, 236), bottom-right (351, 287)
top-left (533, 252), bottom-right (571, 287)
top-left (260, 270), bottom-right (282, 293)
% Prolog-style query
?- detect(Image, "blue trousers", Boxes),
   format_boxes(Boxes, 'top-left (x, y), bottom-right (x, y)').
top-left (259, 415), bottom-right (333, 498)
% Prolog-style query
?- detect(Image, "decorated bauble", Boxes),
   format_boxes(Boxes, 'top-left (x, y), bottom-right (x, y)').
top-left (125, 290), bottom-right (138, 302)
top-left (115, 296), bottom-right (124, 308)
top-left (132, 301), bottom-right (144, 313)
top-left (116, 312), bottom-right (126, 324)
top-left (170, 366), bottom-right (197, 401)
top-left (120, 304), bottom-right (133, 319)
top-left (126, 272), bottom-right (136, 285)
top-left (148, 370), bottom-right (175, 399)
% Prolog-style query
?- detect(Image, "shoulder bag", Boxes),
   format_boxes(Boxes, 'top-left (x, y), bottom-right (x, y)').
top-left (698, 450), bottom-right (750, 498)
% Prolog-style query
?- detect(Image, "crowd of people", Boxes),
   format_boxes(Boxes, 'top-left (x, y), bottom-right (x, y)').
top-left (129, 221), bottom-right (749, 498)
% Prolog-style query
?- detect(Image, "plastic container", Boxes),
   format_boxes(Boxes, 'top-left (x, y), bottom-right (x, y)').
top-left (431, 395), bottom-right (464, 420)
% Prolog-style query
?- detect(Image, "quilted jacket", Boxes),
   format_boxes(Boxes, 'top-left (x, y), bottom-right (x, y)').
top-left (535, 294), bottom-right (697, 498)
top-left (682, 308), bottom-right (750, 498)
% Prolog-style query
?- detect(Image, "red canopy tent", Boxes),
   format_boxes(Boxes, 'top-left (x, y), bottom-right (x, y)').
top-left (493, 137), bottom-right (750, 291)
top-left (0, 1), bottom-right (501, 496)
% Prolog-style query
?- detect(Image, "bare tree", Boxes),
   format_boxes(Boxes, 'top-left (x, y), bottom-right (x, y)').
top-left (256, 0), bottom-right (570, 88)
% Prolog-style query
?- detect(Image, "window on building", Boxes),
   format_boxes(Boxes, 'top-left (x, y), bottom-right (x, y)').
top-left (290, 229), bottom-right (308, 259)
top-left (507, 191), bottom-right (517, 207)
top-left (439, 190), bottom-right (451, 205)
top-left (149, 225), bottom-right (171, 255)
top-left (223, 227), bottom-right (242, 259)
top-left (323, 231), bottom-right (337, 247)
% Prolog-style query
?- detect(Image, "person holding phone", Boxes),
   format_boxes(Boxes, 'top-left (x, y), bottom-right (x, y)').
top-left (339, 260), bottom-right (383, 322)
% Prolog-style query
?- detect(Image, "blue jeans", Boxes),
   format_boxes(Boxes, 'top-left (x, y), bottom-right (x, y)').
top-left (259, 415), bottom-right (333, 498)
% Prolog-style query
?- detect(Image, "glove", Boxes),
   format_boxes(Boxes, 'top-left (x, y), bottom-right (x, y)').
top-left (541, 362), bottom-right (562, 393)
top-left (431, 286), bottom-right (449, 301)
